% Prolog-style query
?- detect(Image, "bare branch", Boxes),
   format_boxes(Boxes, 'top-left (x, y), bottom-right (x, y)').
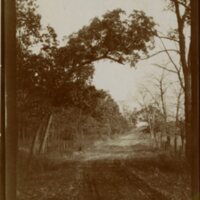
top-left (81, 54), bottom-right (125, 66)
top-left (143, 87), bottom-right (160, 108)
top-left (157, 36), bottom-right (185, 91)
top-left (152, 64), bottom-right (177, 73)
top-left (175, 85), bottom-right (184, 123)
top-left (158, 36), bottom-right (179, 69)
top-left (177, 0), bottom-right (191, 10)
top-left (140, 49), bottom-right (180, 60)
top-left (105, 55), bottom-right (125, 64)
top-left (176, 70), bottom-right (185, 91)
top-left (157, 35), bottom-right (179, 43)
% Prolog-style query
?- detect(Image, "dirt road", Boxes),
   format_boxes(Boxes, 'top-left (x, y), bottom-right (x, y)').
top-left (68, 160), bottom-right (168, 200)
top-left (78, 129), bottom-right (154, 161)
top-left (66, 130), bottom-right (168, 200)
top-left (18, 130), bottom-right (186, 200)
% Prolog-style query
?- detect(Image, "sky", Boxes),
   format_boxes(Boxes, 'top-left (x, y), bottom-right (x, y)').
top-left (36, 0), bottom-right (179, 110)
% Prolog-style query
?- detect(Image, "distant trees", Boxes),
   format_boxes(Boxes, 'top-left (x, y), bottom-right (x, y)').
top-left (93, 93), bottom-right (129, 135)
top-left (122, 106), bottom-right (137, 127)
top-left (134, 0), bottom-right (192, 163)
top-left (135, 88), bottom-right (166, 147)
top-left (134, 69), bottom-right (185, 153)
top-left (137, 105), bottom-right (164, 134)
top-left (145, 0), bottom-right (191, 161)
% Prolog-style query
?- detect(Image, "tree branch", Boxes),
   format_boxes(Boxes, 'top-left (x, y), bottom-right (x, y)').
top-left (157, 35), bottom-right (179, 43)
top-left (152, 64), bottom-right (177, 73)
top-left (158, 36), bottom-right (185, 91)
top-left (173, 0), bottom-right (188, 73)
top-left (105, 55), bottom-right (125, 64)
top-left (176, 67), bottom-right (185, 91)
top-left (177, 0), bottom-right (191, 10)
top-left (158, 37), bottom-right (179, 69)
top-left (140, 49), bottom-right (180, 60)
top-left (80, 54), bottom-right (125, 66)
top-left (143, 87), bottom-right (160, 108)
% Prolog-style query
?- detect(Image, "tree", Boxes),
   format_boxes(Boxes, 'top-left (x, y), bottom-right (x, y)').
top-left (136, 88), bottom-right (163, 144)
top-left (171, 84), bottom-right (185, 153)
top-left (17, 6), bottom-right (157, 114)
top-left (136, 71), bottom-right (184, 149)
top-left (157, 0), bottom-right (191, 162)
top-left (140, 0), bottom-right (192, 162)
top-left (16, 3), bottom-right (158, 156)
top-left (57, 9), bottom-right (156, 72)
top-left (16, 0), bottom-right (41, 49)
top-left (153, 0), bottom-right (191, 160)
top-left (150, 71), bottom-right (172, 147)
top-left (92, 93), bottom-right (128, 136)
top-left (52, 9), bottom-right (157, 139)
top-left (136, 103), bottom-right (165, 146)
top-left (122, 106), bottom-right (137, 127)
top-left (169, 0), bottom-right (192, 164)
top-left (54, 8), bottom-right (157, 138)
top-left (16, 0), bottom-right (65, 164)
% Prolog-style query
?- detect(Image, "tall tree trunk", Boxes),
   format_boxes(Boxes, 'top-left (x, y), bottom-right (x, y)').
top-left (191, 0), bottom-right (199, 196)
top-left (4, 3), bottom-right (16, 200)
top-left (184, 72), bottom-right (192, 162)
top-left (159, 76), bottom-right (168, 149)
top-left (175, 90), bottom-right (182, 155)
top-left (173, 0), bottom-right (192, 163)
top-left (39, 114), bottom-right (53, 154)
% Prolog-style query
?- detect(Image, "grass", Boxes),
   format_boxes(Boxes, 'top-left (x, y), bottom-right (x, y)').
top-left (123, 154), bottom-right (191, 200)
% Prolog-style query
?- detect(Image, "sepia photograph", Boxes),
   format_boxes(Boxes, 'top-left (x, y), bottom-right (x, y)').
top-left (1, 0), bottom-right (199, 199)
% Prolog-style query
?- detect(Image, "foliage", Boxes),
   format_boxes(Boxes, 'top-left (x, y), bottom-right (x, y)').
top-left (137, 105), bottom-right (165, 126)
top-left (16, 0), bottom-right (158, 154)
top-left (16, 0), bottom-right (58, 110)
top-left (17, 0), bottom-right (157, 108)
top-left (58, 9), bottom-right (156, 69)
top-left (16, 0), bottom-right (41, 48)
top-left (137, 103), bottom-right (178, 131)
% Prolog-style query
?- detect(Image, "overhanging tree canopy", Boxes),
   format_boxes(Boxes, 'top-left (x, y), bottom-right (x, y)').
top-left (57, 9), bottom-right (157, 73)
top-left (17, 6), bottom-right (157, 110)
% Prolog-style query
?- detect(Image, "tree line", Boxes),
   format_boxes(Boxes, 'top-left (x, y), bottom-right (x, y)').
top-left (16, 0), bottom-right (192, 164)
top-left (16, 0), bottom-right (157, 155)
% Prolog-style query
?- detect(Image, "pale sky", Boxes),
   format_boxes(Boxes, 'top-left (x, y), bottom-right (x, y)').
top-left (37, 0), bottom-right (180, 110)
